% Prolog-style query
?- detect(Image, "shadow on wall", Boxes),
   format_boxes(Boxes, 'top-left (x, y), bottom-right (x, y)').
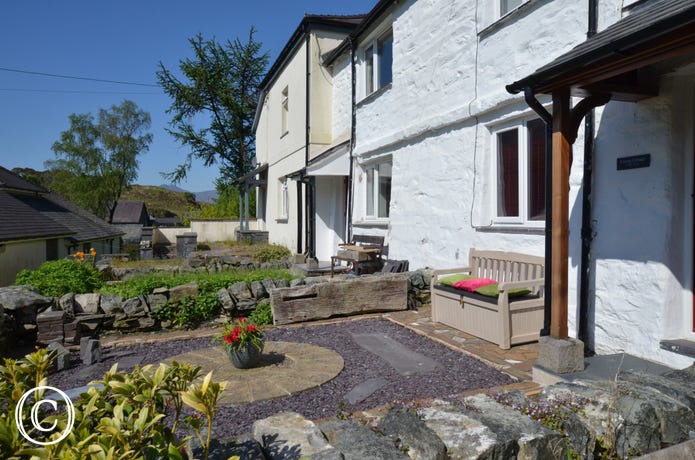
top-left (567, 95), bottom-right (690, 348)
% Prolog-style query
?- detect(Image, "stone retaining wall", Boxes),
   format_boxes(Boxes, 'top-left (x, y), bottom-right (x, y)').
top-left (0, 269), bottom-right (432, 354)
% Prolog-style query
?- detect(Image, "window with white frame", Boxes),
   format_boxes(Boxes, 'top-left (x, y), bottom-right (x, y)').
top-left (493, 117), bottom-right (546, 225)
top-left (365, 160), bottom-right (392, 219)
top-left (363, 29), bottom-right (393, 97)
top-left (278, 178), bottom-right (289, 220)
top-left (281, 86), bottom-right (289, 135)
top-left (500, 0), bottom-right (525, 16)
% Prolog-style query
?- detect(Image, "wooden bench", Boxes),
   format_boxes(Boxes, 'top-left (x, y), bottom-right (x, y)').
top-left (330, 235), bottom-right (385, 277)
top-left (431, 249), bottom-right (545, 349)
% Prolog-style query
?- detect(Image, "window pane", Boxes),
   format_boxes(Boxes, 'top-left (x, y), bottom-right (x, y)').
top-left (527, 118), bottom-right (546, 221)
top-left (365, 45), bottom-right (374, 95)
top-left (501, 0), bottom-right (524, 15)
top-left (378, 162), bottom-right (392, 218)
top-left (366, 167), bottom-right (375, 216)
top-left (497, 129), bottom-right (519, 217)
top-left (378, 32), bottom-right (393, 89)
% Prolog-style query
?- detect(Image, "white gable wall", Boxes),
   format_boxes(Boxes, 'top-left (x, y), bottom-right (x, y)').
top-left (350, 0), bottom-right (694, 366)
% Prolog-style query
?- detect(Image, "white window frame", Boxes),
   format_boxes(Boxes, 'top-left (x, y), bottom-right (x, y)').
top-left (364, 159), bottom-right (392, 221)
top-left (281, 86), bottom-right (289, 136)
top-left (499, 0), bottom-right (526, 17)
top-left (491, 117), bottom-right (546, 228)
top-left (278, 178), bottom-right (289, 220)
top-left (359, 25), bottom-right (393, 100)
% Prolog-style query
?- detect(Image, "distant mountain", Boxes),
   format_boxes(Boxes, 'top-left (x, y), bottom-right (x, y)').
top-left (194, 190), bottom-right (218, 203)
top-left (158, 183), bottom-right (217, 203)
top-left (159, 183), bottom-right (188, 193)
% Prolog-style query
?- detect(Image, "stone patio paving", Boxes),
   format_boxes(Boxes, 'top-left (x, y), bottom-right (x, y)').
top-left (162, 341), bottom-right (343, 405)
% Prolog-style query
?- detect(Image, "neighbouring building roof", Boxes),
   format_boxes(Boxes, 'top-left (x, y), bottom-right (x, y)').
top-left (0, 167), bottom-right (123, 244)
top-left (111, 200), bottom-right (149, 225)
top-left (0, 191), bottom-right (74, 242)
top-left (506, 0), bottom-right (695, 96)
top-left (323, 0), bottom-right (395, 66)
top-left (0, 166), bottom-right (47, 193)
top-left (259, 14), bottom-right (367, 91)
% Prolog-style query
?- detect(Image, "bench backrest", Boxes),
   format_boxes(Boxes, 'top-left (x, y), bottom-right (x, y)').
top-left (352, 234), bottom-right (385, 251)
top-left (469, 249), bottom-right (544, 283)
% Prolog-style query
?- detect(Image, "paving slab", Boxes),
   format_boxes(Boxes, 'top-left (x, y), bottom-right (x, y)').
top-left (343, 377), bottom-right (389, 405)
top-left (161, 341), bottom-right (344, 405)
top-left (351, 333), bottom-right (438, 375)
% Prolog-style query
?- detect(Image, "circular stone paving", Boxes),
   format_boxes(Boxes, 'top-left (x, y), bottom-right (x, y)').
top-left (162, 341), bottom-right (344, 405)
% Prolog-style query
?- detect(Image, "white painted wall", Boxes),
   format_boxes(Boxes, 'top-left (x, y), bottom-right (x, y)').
top-left (314, 176), bottom-right (346, 261)
top-left (153, 220), bottom-right (260, 244)
top-left (347, 0), bottom-right (694, 367)
top-left (0, 240), bottom-right (47, 286)
top-left (330, 54), bottom-right (352, 142)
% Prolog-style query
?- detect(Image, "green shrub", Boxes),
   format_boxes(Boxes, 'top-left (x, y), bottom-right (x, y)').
top-left (0, 350), bottom-right (224, 459)
top-left (14, 259), bottom-right (104, 297)
top-left (154, 292), bottom-right (220, 328)
top-left (253, 244), bottom-right (291, 262)
top-left (101, 268), bottom-right (293, 299)
top-left (249, 301), bottom-right (273, 327)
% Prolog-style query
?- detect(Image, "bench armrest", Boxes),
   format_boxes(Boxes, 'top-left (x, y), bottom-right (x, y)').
top-left (498, 278), bottom-right (545, 292)
top-left (432, 267), bottom-right (472, 279)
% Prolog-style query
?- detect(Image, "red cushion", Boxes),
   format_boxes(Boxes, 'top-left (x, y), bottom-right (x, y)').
top-left (451, 278), bottom-right (497, 292)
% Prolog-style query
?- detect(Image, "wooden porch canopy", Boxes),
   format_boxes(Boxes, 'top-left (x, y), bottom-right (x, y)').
top-left (506, 0), bottom-right (695, 339)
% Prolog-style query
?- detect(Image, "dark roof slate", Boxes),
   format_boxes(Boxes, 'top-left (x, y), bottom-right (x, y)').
top-left (0, 166), bottom-right (47, 193)
top-left (12, 193), bottom-right (123, 243)
top-left (0, 191), bottom-right (74, 242)
top-left (111, 200), bottom-right (148, 224)
top-left (507, 0), bottom-right (695, 93)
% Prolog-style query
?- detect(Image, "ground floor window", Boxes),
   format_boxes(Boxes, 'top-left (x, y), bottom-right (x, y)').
top-left (493, 117), bottom-right (546, 225)
top-left (278, 178), bottom-right (289, 220)
top-left (365, 160), bottom-right (392, 219)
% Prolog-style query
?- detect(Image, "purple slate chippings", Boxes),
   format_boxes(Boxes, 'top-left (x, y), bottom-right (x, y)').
top-left (49, 318), bottom-right (514, 438)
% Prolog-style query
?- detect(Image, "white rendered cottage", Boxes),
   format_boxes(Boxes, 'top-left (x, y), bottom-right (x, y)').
top-left (322, 0), bottom-right (695, 367)
top-left (252, 15), bottom-right (363, 258)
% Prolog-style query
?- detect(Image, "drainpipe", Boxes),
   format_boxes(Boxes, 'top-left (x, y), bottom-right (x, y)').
top-left (346, 38), bottom-right (357, 243)
top-left (578, 0), bottom-right (599, 353)
top-left (524, 87), bottom-right (553, 337)
top-left (305, 32), bottom-right (316, 259)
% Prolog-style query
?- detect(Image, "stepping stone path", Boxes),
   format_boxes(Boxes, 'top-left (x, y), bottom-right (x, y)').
top-left (343, 377), bottom-right (388, 405)
top-left (351, 333), bottom-right (438, 375)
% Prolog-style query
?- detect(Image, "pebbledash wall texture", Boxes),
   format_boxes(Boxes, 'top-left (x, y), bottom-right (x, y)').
top-left (342, 0), bottom-right (695, 367)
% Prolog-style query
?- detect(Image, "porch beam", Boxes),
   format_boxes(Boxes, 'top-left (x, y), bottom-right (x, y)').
top-left (550, 88), bottom-right (571, 339)
top-left (550, 89), bottom-right (611, 340)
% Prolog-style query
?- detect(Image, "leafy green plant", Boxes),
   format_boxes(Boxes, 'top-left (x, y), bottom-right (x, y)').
top-left (0, 352), bottom-right (220, 459)
top-left (248, 301), bottom-right (273, 326)
top-left (14, 259), bottom-right (104, 297)
top-left (181, 371), bottom-right (227, 460)
top-left (100, 268), bottom-right (292, 299)
top-left (253, 244), bottom-right (291, 263)
top-left (154, 292), bottom-right (220, 328)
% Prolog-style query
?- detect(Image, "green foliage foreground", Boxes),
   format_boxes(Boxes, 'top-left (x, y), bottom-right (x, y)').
top-left (15, 259), bottom-right (104, 297)
top-left (0, 349), bottom-right (226, 459)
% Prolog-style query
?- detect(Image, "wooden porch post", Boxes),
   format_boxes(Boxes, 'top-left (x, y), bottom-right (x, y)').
top-left (551, 88), bottom-right (571, 339)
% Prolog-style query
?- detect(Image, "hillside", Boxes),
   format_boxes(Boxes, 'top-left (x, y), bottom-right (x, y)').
top-left (120, 185), bottom-right (198, 218)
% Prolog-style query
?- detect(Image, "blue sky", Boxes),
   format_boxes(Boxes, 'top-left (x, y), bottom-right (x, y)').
top-left (0, 1), bottom-right (375, 192)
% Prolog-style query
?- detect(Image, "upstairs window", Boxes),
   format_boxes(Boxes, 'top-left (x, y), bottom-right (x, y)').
top-left (366, 160), bottom-right (392, 219)
top-left (494, 118), bottom-right (546, 225)
top-left (281, 86), bottom-right (289, 136)
top-left (363, 29), bottom-right (393, 98)
top-left (500, 0), bottom-right (524, 16)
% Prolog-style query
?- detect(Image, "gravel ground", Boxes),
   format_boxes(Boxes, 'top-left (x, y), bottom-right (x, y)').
top-left (49, 318), bottom-right (515, 437)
